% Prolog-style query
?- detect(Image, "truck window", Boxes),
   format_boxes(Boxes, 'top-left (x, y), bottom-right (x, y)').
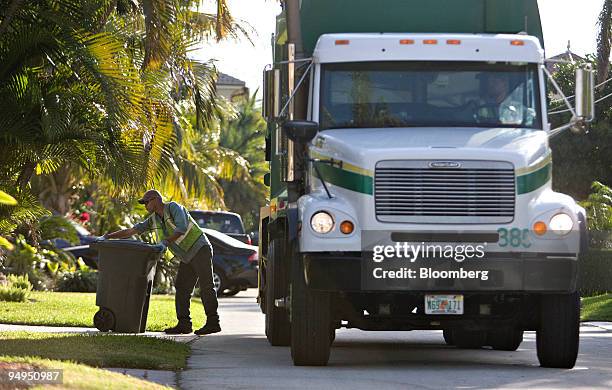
top-left (319, 61), bottom-right (541, 130)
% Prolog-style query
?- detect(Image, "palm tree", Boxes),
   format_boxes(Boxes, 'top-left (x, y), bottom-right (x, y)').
top-left (0, 0), bottom-right (245, 230)
top-left (0, 0), bottom-right (152, 234)
top-left (597, 0), bottom-right (612, 83)
top-left (218, 93), bottom-right (269, 231)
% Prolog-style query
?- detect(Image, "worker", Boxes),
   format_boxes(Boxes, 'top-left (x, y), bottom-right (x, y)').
top-left (103, 189), bottom-right (220, 335)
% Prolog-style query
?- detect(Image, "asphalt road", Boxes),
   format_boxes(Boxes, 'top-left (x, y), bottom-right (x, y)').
top-left (180, 290), bottom-right (612, 390)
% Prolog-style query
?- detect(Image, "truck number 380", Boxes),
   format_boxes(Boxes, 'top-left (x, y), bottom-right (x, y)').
top-left (497, 228), bottom-right (532, 248)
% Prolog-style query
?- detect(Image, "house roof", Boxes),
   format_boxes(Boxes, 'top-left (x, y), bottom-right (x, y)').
top-left (217, 72), bottom-right (246, 86)
top-left (546, 44), bottom-right (586, 73)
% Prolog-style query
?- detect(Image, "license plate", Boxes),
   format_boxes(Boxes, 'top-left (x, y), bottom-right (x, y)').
top-left (425, 294), bottom-right (464, 315)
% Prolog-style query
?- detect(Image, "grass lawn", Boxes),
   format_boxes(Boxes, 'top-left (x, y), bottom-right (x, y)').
top-left (0, 331), bottom-right (190, 370)
top-left (1, 356), bottom-right (172, 389)
top-left (581, 293), bottom-right (612, 322)
top-left (0, 292), bottom-right (205, 331)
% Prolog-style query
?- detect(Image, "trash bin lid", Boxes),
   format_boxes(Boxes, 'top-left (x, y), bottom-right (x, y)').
top-left (91, 239), bottom-right (164, 253)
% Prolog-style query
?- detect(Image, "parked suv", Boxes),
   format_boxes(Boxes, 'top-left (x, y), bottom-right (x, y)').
top-left (190, 210), bottom-right (251, 245)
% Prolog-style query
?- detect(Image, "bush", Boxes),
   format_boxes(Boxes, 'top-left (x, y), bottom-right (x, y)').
top-left (0, 273), bottom-right (32, 302)
top-left (7, 274), bottom-right (33, 290)
top-left (579, 182), bottom-right (612, 249)
top-left (56, 269), bottom-right (98, 292)
top-left (0, 286), bottom-right (30, 302)
top-left (2, 235), bottom-right (79, 291)
top-left (3, 235), bottom-right (39, 275)
top-left (579, 249), bottom-right (612, 296)
top-left (39, 216), bottom-right (80, 245)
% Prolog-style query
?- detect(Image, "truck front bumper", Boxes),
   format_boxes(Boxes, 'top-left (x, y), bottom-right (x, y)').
top-left (303, 252), bottom-right (578, 293)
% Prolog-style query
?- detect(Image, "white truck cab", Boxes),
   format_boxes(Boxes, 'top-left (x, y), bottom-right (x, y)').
top-left (259, 1), bottom-right (594, 369)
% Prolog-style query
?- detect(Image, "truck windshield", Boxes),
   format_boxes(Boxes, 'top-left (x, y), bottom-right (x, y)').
top-left (319, 61), bottom-right (542, 130)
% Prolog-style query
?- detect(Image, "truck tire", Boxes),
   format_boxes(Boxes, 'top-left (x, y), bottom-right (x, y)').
top-left (291, 255), bottom-right (331, 366)
top-left (536, 292), bottom-right (580, 368)
top-left (265, 239), bottom-right (291, 346)
top-left (488, 328), bottom-right (523, 351)
top-left (443, 329), bottom-right (454, 345)
top-left (452, 330), bottom-right (486, 349)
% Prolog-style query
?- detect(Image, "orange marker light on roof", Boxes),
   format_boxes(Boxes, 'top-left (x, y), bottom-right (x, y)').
top-left (510, 40), bottom-right (525, 46)
top-left (399, 39), bottom-right (415, 45)
top-left (423, 39), bottom-right (438, 45)
top-left (335, 39), bottom-right (350, 45)
top-left (446, 39), bottom-right (461, 45)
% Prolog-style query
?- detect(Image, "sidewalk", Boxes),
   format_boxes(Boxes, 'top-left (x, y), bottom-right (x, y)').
top-left (0, 323), bottom-right (199, 388)
top-left (584, 321), bottom-right (612, 331)
top-left (0, 323), bottom-right (199, 342)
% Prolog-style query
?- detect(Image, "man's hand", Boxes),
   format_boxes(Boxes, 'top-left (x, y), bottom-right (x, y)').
top-left (159, 239), bottom-right (170, 252)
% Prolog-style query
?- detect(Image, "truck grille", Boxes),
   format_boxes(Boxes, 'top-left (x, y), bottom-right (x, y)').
top-left (375, 160), bottom-right (515, 223)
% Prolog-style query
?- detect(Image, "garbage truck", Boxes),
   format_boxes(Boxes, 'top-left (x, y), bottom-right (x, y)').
top-left (257, 0), bottom-right (595, 367)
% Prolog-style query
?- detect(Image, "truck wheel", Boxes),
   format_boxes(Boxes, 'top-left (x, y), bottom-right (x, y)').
top-left (291, 255), bottom-right (331, 366)
top-left (452, 330), bottom-right (486, 349)
top-left (443, 329), bottom-right (454, 345)
top-left (488, 328), bottom-right (523, 351)
top-left (264, 239), bottom-right (291, 346)
top-left (537, 292), bottom-right (580, 368)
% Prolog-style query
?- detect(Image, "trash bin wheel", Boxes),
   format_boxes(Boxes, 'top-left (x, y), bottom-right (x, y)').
top-left (94, 308), bottom-right (115, 332)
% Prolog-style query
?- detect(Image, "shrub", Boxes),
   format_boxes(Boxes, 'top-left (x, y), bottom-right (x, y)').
top-left (4, 235), bottom-right (39, 275)
top-left (56, 268), bottom-right (98, 292)
top-left (579, 249), bottom-right (612, 296)
top-left (39, 216), bottom-right (80, 245)
top-left (7, 274), bottom-right (33, 291)
top-left (0, 273), bottom-right (33, 302)
top-left (0, 286), bottom-right (30, 302)
top-left (579, 182), bottom-right (612, 249)
top-left (2, 235), bottom-right (78, 291)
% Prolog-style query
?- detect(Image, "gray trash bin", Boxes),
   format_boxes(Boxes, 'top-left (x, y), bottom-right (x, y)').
top-left (90, 240), bottom-right (164, 333)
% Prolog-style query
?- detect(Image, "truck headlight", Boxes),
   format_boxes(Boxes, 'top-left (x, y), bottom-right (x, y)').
top-left (310, 212), bottom-right (334, 234)
top-left (549, 213), bottom-right (573, 235)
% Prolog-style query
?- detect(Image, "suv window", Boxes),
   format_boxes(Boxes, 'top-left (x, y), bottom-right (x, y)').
top-left (190, 212), bottom-right (245, 234)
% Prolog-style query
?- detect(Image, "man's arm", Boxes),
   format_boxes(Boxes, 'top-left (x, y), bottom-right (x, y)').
top-left (104, 228), bottom-right (139, 239)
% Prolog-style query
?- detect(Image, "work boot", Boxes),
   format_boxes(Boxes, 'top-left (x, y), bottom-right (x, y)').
top-left (163, 322), bottom-right (192, 334)
top-left (194, 322), bottom-right (221, 336)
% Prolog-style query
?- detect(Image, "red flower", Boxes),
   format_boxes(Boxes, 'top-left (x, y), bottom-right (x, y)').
top-left (84, 200), bottom-right (94, 207)
top-left (79, 212), bottom-right (90, 222)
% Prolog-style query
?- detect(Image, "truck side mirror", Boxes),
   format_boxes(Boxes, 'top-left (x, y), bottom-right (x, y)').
top-left (572, 66), bottom-right (595, 134)
top-left (262, 68), bottom-right (280, 120)
top-left (282, 120), bottom-right (319, 144)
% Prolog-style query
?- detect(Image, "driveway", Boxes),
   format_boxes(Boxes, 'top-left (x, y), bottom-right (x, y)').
top-left (180, 290), bottom-right (612, 389)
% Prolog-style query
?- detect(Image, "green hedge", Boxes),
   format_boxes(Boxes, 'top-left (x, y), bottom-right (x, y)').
top-left (579, 249), bottom-right (612, 296)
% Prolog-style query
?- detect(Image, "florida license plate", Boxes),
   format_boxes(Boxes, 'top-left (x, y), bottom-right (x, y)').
top-left (425, 294), bottom-right (464, 315)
